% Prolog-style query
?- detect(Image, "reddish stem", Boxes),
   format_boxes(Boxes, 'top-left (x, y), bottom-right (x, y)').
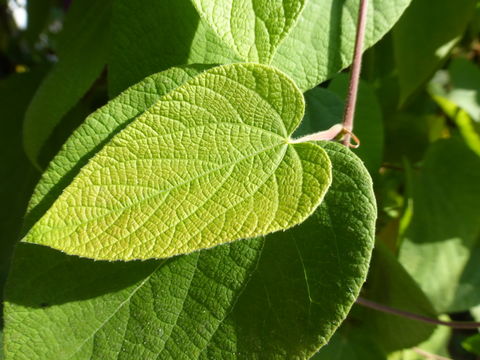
top-left (342, 0), bottom-right (369, 146)
top-left (357, 297), bottom-right (480, 329)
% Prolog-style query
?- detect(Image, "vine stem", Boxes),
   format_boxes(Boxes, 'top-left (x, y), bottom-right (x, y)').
top-left (356, 297), bottom-right (480, 329)
top-left (342, 0), bottom-right (369, 146)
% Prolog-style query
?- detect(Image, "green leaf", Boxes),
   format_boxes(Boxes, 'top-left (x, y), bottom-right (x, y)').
top-left (4, 142), bottom-right (375, 359)
top-left (23, 65), bottom-right (209, 233)
top-left (23, 0), bottom-right (112, 168)
top-left (6, 65), bottom-right (263, 360)
top-left (109, 0), bottom-right (412, 94)
top-left (24, 63), bottom-right (332, 260)
top-left (328, 74), bottom-right (384, 175)
top-left (393, 0), bottom-right (476, 102)
top-left (190, 0), bottom-right (306, 63)
top-left (399, 138), bottom-right (480, 312)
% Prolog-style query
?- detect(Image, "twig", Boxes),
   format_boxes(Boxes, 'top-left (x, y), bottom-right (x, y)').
top-left (342, 0), bottom-right (369, 146)
top-left (356, 297), bottom-right (480, 329)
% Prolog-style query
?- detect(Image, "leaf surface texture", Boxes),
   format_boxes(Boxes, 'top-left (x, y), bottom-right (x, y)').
top-left (24, 63), bottom-right (332, 260)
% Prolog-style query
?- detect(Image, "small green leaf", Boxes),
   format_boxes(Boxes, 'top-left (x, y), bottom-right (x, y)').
top-left (24, 63), bottom-right (332, 260)
top-left (190, 0), bottom-right (306, 63)
top-left (393, 0), bottom-right (476, 102)
top-left (23, 0), bottom-right (112, 168)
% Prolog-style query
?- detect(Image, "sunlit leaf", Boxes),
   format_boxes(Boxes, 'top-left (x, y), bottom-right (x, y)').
top-left (24, 63), bottom-right (332, 260)
top-left (191, 0), bottom-right (306, 63)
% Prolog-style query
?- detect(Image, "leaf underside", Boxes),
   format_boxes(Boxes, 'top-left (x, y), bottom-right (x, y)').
top-left (24, 63), bottom-right (332, 260)
top-left (191, 0), bottom-right (306, 63)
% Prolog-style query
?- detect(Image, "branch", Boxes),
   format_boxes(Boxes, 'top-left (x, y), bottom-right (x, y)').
top-left (342, 0), bottom-right (369, 146)
top-left (356, 297), bottom-right (480, 329)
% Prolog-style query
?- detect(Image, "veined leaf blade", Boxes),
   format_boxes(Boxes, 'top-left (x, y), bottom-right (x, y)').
top-left (24, 63), bottom-right (332, 260)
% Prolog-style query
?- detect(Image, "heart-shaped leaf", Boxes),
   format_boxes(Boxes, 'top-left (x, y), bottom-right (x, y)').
top-left (190, 0), bottom-right (306, 63)
top-left (24, 63), bottom-right (332, 260)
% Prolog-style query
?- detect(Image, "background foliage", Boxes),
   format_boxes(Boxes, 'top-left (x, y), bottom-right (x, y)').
top-left (1, 0), bottom-right (480, 359)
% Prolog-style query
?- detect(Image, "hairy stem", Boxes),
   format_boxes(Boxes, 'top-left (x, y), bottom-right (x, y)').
top-left (342, 0), bottom-right (369, 146)
top-left (356, 297), bottom-right (480, 329)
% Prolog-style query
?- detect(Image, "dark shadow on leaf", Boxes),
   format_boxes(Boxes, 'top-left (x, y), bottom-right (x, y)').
top-left (110, 0), bottom-right (201, 95)
top-left (5, 242), bottom-right (162, 308)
